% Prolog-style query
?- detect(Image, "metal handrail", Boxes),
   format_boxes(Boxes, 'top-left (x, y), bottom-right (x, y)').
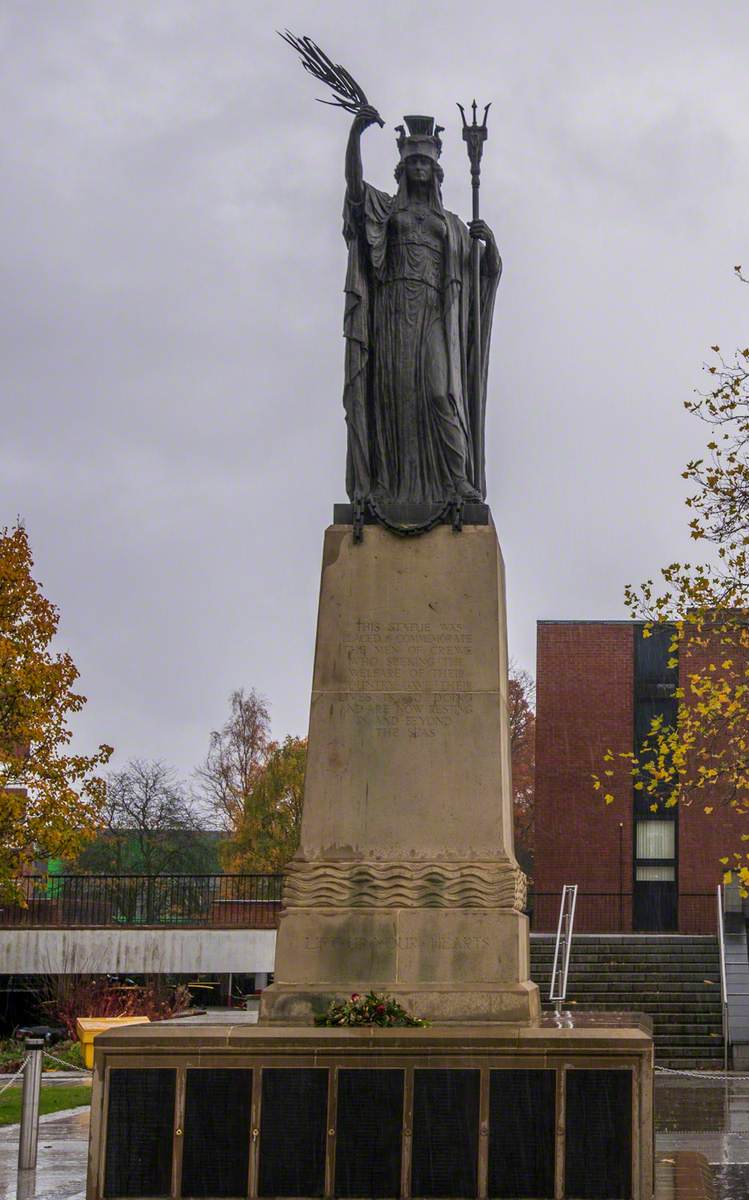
top-left (549, 884), bottom-right (578, 1014)
top-left (717, 883), bottom-right (729, 1072)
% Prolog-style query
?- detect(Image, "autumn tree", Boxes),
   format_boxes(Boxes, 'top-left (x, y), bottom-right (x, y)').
top-left (194, 688), bottom-right (271, 831)
top-left (594, 270), bottom-right (749, 883)
top-left (508, 664), bottom-right (536, 874)
top-left (196, 688), bottom-right (306, 872)
top-left (0, 524), bottom-right (111, 891)
top-left (224, 735), bottom-right (307, 873)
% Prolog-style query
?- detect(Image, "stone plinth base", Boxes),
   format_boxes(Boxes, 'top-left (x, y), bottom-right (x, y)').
top-left (87, 1014), bottom-right (654, 1200)
top-left (260, 981), bottom-right (539, 1025)
top-left (262, 522), bottom-right (538, 1024)
top-left (260, 907), bottom-right (539, 1024)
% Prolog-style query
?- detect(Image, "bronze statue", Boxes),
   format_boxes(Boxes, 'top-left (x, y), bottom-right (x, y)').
top-left (281, 34), bottom-right (501, 511)
top-left (343, 110), bottom-right (500, 506)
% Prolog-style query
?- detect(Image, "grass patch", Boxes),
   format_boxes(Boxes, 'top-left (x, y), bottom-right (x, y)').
top-left (0, 1083), bottom-right (91, 1126)
top-left (0, 1038), bottom-right (84, 1073)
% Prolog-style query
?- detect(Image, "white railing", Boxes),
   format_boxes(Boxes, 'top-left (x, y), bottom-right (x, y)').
top-left (550, 884), bottom-right (578, 1015)
top-left (717, 883), bottom-right (729, 1073)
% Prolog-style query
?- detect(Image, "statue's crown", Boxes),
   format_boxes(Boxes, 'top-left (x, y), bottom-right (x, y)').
top-left (396, 115), bottom-right (444, 162)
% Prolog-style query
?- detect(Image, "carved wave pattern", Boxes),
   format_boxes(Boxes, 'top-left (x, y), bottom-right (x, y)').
top-left (284, 861), bottom-right (526, 910)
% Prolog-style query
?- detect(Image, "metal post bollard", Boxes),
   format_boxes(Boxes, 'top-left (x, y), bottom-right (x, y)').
top-left (17, 1035), bottom-right (44, 1171)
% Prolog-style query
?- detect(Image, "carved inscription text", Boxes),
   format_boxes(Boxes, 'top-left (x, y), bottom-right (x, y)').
top-left (344, 619), bottom-right (473, 692)
top-left (336, 618), bottom-right (475, 738)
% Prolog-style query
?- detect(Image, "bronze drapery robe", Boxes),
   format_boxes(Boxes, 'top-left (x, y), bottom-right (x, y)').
top-left (342, 179), bottom-right (500, 504)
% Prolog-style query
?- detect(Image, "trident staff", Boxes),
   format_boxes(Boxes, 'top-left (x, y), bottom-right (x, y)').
top-left (458, 100), bottom-right (491, 491)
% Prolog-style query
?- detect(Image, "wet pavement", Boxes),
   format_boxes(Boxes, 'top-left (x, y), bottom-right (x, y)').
top-left (0, 1107), bottom-right (88, 1200)
top-left (2, 1069), bottom-right (749, 1198)
top-left (655, 1071), bottom-right (749, 1198)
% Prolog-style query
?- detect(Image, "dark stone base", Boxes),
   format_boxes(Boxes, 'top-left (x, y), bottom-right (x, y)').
top-left (87, 1015), bottom-right (654, 1200)
top-left (333, 501), bottom-right (490, 527)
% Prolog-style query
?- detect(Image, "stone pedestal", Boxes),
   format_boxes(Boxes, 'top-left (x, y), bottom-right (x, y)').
top-left (261, 520), bottom-right (540, 1024)
top-left (87, 1016), bottom-right (655, 1200)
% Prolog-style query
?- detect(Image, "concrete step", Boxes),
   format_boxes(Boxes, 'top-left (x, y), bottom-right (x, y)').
top-left (531, 949), bottom-right (720, 960)
top-left (531, 953), bottom-right (721, 965)
top-left (540, 988), bottom-right (724, 998)
top-left (531, 935), bottom-right (718, 942)
top-left (556, 995), bottom-right (721, 1008)
top-left (530, 934), bottom-right (725, 1064)
top-left (653, 1034), bottom-right (724, 1043)
top-left (658, 1052), bottom-right (725, 1060)
top-left (533, 970), bottom-right (721, 982)
top-left (651, 1019), bottom-right (726, 1030)
top-left (539, 962), bottom-right (721, 969)
top-left (532, 960), bottom-right (721, 971)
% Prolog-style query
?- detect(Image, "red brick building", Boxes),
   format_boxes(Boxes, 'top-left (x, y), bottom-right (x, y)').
top-left (533, 621), bottom-right (743, 934)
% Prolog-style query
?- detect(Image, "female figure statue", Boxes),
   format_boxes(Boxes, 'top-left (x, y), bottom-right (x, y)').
top-left (343, 108), bottom-right (501, 507)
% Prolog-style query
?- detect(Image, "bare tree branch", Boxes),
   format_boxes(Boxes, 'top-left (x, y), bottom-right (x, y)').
top-left (194, 689), bottom-right (271, 832)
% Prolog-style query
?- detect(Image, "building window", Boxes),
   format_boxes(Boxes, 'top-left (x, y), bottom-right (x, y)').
top-left (635, 864), bottom-right (676, 882)
top-left (635, 820), bottom-right (676, 861)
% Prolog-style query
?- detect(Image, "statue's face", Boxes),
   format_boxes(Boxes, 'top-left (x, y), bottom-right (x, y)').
top-left (404, 154), bottom-right (433, 186)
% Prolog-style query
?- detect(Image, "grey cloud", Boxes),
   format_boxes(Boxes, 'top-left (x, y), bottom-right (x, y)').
top-left (2, 0), bottom-right (748, 775)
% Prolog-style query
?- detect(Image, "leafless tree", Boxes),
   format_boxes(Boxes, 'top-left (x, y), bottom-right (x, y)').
top-left (508, 663), bottom-right (535, 754)
top-left (76, 759), bottom-right (205, 875)
top-left (194, 688), bottom-right (271, 831)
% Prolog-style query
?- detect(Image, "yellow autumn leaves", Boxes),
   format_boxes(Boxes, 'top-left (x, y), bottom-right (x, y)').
top-left (0, 524), bottom-right (112, 895)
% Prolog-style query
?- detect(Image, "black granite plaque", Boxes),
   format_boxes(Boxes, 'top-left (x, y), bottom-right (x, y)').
top-left (258, 1068), bottom-right (328, 1197)
top-left (181, 1069), bottom-right (252, 1197)
top-left (412, 1069), bottom-right (480, 1198)
top-left (565, 1069), bottom-right (633, 1199)
top-left (104, 1069), bottom-right (175, 1198)
top-left (488, 1069), bottom-right (555, 1198)
top-left (335, 1069), bottom-right (404, 1198)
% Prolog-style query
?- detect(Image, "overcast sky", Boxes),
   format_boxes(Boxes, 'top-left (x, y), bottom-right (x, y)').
top-left (2, 1), bottom-right (748, 779)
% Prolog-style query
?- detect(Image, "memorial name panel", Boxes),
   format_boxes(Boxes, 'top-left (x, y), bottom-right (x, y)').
top-left (564, 1069), bottom-right (633, 1200)
top-left (488, 1069), bottom-right (555, 1199)
top-left (335, 1069), bottom-right (404, 1198)
top-left (182, 1068), bottom-right (252, 1198)
top-left (104, 1069), bottom-right (175, 1199)
top-left (411, 1068), bottom-right (480, 1198)
top-left (258, 1068), bottom-right (328, 1198)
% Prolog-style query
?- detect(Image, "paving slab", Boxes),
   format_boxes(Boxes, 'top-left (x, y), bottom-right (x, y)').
top-left (655, 1072), bottom-right (749, 1196)
top-left (0, 1107), bottom-right (88, 1200)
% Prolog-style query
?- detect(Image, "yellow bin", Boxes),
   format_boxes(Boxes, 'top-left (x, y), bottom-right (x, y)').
top-left (76, 1017), bottom-right (150, 1069)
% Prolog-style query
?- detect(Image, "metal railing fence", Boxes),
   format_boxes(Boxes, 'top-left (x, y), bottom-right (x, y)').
top-left (528, 891), bottom-right (625, 933)
top-left (527, 890), bottom-right (717, 934)
top-left (0, 874), bottom-right (283, 929)
top-left (2, 877), bottom-right (719, 933)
